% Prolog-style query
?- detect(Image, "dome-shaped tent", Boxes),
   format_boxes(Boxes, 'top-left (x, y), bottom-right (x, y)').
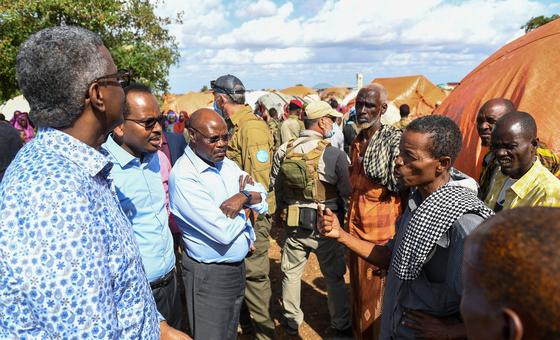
top-left (434, 19), bottom-right (560, 178)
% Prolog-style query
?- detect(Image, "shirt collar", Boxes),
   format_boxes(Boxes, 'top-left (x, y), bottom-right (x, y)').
top-left (299, 130), bottom-right (323, 139)
top-left (102, 134), bottom-right (138, 167)
top-left (510, 158), bottom-right (542, 199)
top-left (36, 127), bottom-right (111, 177)
top-left (184, 145), bottom-right (223, 173)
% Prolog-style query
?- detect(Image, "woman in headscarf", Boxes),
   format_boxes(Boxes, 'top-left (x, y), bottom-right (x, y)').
top-left (11, 111), bottom-right (35, 143)
top-left (165, 111), bottom-right (177, 133)
top-left (173, 111), bottom-right (187, 134)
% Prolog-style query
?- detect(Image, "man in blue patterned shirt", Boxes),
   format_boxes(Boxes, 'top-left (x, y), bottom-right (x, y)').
top-left (0, 26), bottom-right (188, 339)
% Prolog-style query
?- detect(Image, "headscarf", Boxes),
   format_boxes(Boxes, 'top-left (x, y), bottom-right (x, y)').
top-left (12, 111), bottom-right (35, 143)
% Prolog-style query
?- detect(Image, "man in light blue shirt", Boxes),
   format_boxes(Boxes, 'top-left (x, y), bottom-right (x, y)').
top-left (102, 83), bottom-right (183, 331)
top-left (170, 108), bottom-right (268, 340)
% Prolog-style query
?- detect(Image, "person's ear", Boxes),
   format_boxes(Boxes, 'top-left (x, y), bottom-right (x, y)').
top-left (437, 156), bottom-right (451, 173)
top-left (87, 82), bottom-right (106, 113)
top-left (113, 123), bottom-right (125, 140)
top-left (380, 102), bottom-right (388, 114)
top-left (502, 308), bottom-right (523, 340)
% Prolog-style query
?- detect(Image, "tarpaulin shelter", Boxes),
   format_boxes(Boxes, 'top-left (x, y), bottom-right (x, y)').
top-left (372, 75), bottom-right (446, 121)
top-left (280, 85), bottom-right (320, 103)
top-left (319, 87), bottom-right (351, 101)
top-left (345, 75), bottom-right (446, 124)
top-left (244, 91), bottom-right (270, 111)
top-left (434, 19), bottom-right (560, 179)
top-left (162, 92), bottom-right (214, 114)
top-left (256, 91), bottom-right (292, 115)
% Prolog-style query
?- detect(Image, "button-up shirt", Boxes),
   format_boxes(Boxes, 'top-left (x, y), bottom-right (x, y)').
top-left (102, 135), bottom-right (175, 283)
top-left (484, 159), bottom-right (560, 210)
top-left (169, 146), bottom-right (268, 263)
top-left (0, 128), bottom-right (160, 339)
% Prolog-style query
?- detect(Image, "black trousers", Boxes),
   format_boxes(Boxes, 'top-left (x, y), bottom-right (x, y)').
top-left (182, 254), bottom-right (246, 340)
top-left (151, 268), bottom-right (183, 329)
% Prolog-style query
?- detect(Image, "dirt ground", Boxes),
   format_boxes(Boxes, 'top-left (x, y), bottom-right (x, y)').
top-left (256, 224), bottom-right (353, 340)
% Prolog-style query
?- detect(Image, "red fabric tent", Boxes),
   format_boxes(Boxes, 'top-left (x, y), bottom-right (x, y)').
top-left (435, 19), bottom-right (560, 178)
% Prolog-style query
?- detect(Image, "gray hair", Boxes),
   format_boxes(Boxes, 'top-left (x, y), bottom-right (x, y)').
top-left (16, 26), bottom-right (110, 128)
top-left (363, 83), bottom-right (388, 103)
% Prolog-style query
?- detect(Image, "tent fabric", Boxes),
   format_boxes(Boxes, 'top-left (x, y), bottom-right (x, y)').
top-left (344, 75), bottom-right (446, 125)
top-left (162, 92), bottom-right (214, 114)
top-left (434, 19), bottom-right (560, 179)
top-left (257, 91), bottom-right (292, 115)
top-left (0, 95), bottom-right (30, 121)
top-left (244, 91), bottom-right (270, 111)
top-left (371, 75), bottom-right (446, 117)
top-left (280, 85), bottom-right (318, 98)
top-left (319, 87), bottom-right (351, 101)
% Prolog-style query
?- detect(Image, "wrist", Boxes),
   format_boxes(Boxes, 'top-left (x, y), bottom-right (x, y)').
top-left (337, 227), bottom-right (350, 242)
top-left (240, 190), bottom-right (252, 205)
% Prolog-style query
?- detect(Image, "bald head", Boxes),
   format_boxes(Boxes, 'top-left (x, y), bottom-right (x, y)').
top-left (493, 111), bottom-right (537, 140)
top-left (462, 207), bottom-right (560, 339)
top-left (361, 83), bottom-right (388, 103)
top-left (188, 108), bottom-right (229, 164)
top-left (188, 108), bottom-right (227, 132)
top-left (479, 98), bottom-right (515, 117)
top-left (476, 98), bottom-right (516, 147)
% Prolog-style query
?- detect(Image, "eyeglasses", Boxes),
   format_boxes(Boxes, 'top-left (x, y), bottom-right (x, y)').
top-left (190, 127), bottom-right (231, 144)
top-left (125, 115), bottom-right (162, 130)
top-left (92, 69), bottom-right (132, 88)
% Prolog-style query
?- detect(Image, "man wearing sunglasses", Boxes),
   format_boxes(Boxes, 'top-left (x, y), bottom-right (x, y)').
top-left (0, 26), bottom-right (187, 339)
top-left (102, 83), bottom-right (186, 332)
top-left (169, 108), bottom-right (268, 340)
top-left (211, 74), bottom-right (276, 339)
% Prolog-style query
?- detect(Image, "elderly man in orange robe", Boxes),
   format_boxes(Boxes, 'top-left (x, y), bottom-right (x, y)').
top-left (347, 84), bottom-right (403, 339)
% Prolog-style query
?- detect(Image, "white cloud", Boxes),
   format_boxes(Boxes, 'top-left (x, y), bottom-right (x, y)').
top-left (234, 0), bottom-right (279, 20)
top-left (157, 0), bottom-right (555, 91)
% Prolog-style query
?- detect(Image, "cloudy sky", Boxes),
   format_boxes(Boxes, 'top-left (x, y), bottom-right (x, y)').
top-left (155, 0), bottom-right (558, 93)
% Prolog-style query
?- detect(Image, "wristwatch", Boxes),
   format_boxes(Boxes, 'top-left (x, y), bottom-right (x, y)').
top-left (241, 190), bottom-right (252, 205)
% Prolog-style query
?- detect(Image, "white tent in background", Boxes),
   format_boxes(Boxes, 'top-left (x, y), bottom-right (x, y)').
top-left (0, 95), bottom-right (30, 121)
top-left (244, 91), bottom-right (270, 111)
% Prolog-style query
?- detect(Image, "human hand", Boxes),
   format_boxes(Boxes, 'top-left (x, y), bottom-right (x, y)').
top-left (239, 175), bottom-right (255, 191)
top-left (220, 193), bottom-right (246, 218)
top-left (160, 321), bottom-right (191, 340)
top-left (402, 311), bottom-right (464, 339)
top-left (317, 208), bottom-right (342, 239)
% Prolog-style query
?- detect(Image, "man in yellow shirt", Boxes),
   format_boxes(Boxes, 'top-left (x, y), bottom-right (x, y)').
top-left (484, 111), bottom-right (560, 211)
top-left (477, 98), bottom-right (560, 200)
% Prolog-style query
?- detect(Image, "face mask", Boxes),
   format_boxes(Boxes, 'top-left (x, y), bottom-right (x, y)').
top-left (325, 129), bottom-right (335, 138)
top-left (213, 100), bottom-right (223, 117)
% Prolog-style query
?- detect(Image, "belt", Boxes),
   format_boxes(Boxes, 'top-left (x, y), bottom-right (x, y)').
top-left (150, 268), bottom-right (175, 290)
top-left (187, 255), bottom-right (243, 267)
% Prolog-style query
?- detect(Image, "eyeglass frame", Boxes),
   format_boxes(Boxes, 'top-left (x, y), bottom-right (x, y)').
top-left (124, 114), bottom-right (163, 130)
top-left (90, 69), bottom-right (132, 89)
top-left (189, 126), bottom-right (231, 144)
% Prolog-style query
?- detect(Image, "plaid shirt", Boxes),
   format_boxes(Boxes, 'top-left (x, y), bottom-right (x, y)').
top-left (347, 136), bottom-right (401, 244)
top-left (485, 159), bottom-right (560, 210)
top-left (479, 146), bottom-right (560, 200)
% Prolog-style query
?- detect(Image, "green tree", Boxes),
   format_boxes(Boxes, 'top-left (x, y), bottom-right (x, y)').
top-left (200, 85), bottom-right (209, 92)
top-left (521, 14), bottom-right (559, 33)
top-left (0, 0), bottom-right (181, 101)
